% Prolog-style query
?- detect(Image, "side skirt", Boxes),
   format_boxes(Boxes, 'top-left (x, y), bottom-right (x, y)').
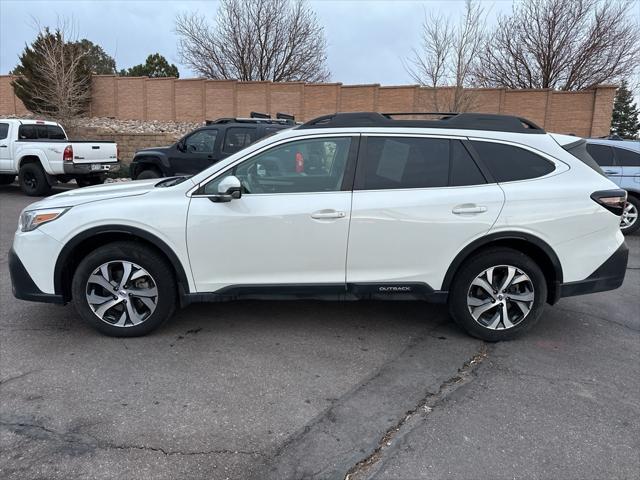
top-left (180, 283), bottom-right (449, 306)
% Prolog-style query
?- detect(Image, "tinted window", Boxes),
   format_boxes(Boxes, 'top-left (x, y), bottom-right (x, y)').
top-left (359, 137), bottom-right (450, 190)
top-left (586, 144), bottom-right (615, 166)
top-left (613, 147), bottom-right (640, 167)
top-left (223, 127), bottom-right (256, 154)
top-left (47, 125), bottom-right (66, 139)
top-left (451, 140), bottom-right (486, 186)
top-left (0, 123), bottom-right (8, 140)
top-left (204, 137), bottom-right (351, 195)
top-left (185, 130), bottom-right (217, 154)
top-left (18, 125), bottom-right (37, 140)
top-left (470, 141), bottom-right (555, 182)
top-left (36, 125), bottom-right (48, 139)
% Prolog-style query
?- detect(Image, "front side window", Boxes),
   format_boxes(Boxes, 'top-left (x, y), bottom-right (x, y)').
top-left (470, 141), bottom-right (555, 182)
top-left (0, 123), bottom-right (8, 140)
top-left (586, 144), bottom-right (615, 166)
top-left (223, 127), bottom-right (256, 154)
top-left (613, 147), bottom-right (640, 167)
top-left (184, 130), bottom-right (217, 154)
top-left (203, 137), bottom-right (352, 195)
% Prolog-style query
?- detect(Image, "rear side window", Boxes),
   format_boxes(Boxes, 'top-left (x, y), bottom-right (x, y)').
top-left (0, 123), bottom-right (8, 140)
top-left (18, 125), bottom-right (37, 139)
top-left (358, 137), bottom-right (450, 189)
top-left (470, 141), bottom-right (555, 182)
top-left (223, 127), bottom-right (256, 154)
top-left (47, 125), bottom-right (66, 139)
top-left (586, 144), bottom-right (615, 166)
top-left (613, 147), bottom-right (640, 167)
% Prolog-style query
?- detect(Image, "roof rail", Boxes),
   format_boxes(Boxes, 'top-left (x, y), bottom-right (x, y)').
top-left (206, 112), bottom-right (296, 126)
top-left (297, 112), bottom-right (545, 134)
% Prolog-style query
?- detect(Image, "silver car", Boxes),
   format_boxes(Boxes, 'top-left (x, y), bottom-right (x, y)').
top-left (587, 138), bottom-right (640, 235)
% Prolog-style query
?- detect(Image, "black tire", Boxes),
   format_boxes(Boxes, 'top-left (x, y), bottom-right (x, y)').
top-left (136, 168), bottom-right (162, 180)
top-left (71, 241), bottom-right (177, 337)
top-left (0, 174), bottom-right (16, 185)
top-left (76, 175), bottom-right (105, 188)
top-left (621, 195), bottom-right (640, 235)
top-left (448, 247), bottom-right (547, 341)
top-left (18, 162), bottom-right (51, 196)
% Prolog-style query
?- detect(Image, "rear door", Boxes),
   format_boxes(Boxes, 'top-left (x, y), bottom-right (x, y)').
top-left (586, 144), bottom-right (622, 186)
top-left (611, 145), bottom-right (640, 190)
top-left (346, 135), bottom-right (504, 292)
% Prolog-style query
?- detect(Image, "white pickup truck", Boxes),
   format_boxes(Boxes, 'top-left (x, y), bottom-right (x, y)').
top-left (0, 119), bottom-right (119, 196)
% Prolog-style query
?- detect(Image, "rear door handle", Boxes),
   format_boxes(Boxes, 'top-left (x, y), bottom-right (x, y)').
top-left (603, 170), bottom-right (617, 175)
top-left (0, 145), bottom-right (7, 148)
top-left (311, 209), bottom-right (346, 219)
top-left (452, 204), bottom-right (488, 214)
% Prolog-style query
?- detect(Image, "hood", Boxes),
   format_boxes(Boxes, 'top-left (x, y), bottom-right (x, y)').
top-left (26, 179), bottom-right (161, 210)
top-left (136, 145), bottom-right (172, 155)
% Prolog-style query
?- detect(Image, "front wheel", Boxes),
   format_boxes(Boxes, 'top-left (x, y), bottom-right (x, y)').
top-left (71, 242), bottom-right (177, 337)
top-left (136, 168), bottom-right (162, 180)
top-left (621, 196), bottom-right (639, 235)
top-left (448, 248), bottom-right (547, 341)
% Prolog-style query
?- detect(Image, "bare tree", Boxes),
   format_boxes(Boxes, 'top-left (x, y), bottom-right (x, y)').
top-left (475, 0), bottom-right (640, 90)
top-left (12, 19), bottom-right (91, 127)
top-left (406, 0), bottom-right (485, 111)
top-left (175, 0), bottom-right (329, 82)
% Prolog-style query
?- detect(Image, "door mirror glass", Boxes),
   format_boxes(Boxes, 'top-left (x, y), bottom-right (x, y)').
top-left (209, 175), bottom-right (242, 203)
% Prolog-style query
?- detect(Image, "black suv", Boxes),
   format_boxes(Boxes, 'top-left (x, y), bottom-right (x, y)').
top-left (130, 113), bottom-right (295, 179)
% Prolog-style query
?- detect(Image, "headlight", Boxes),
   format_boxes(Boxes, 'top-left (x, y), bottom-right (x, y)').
top-left (18, 207), bottom-right (70, 232)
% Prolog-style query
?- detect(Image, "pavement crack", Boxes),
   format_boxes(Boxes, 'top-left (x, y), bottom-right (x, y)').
top-left (343, 344), bottom-right (489, 480)
top-left (0, 369), bottom-right (40, 385)
top-left (0, 420), bottom-right (261, 457)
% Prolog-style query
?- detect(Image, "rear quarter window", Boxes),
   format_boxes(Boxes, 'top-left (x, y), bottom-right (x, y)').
top-left (47, 125), bottom-right (66, 139)
top-left (469, 140), bottom-right (555, 182)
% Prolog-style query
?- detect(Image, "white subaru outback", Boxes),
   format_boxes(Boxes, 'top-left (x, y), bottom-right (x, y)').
top-left (9, 112), bottom-right (629, 341)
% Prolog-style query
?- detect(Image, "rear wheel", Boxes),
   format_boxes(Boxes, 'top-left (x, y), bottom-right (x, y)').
top-left (0, 174), bottom-right (15, 185)
top-left (18, 163), bottom-right (51, 196)
top-left (71, 242), bottom-right (176, 337)
top-left (448, 248), bottom-right (547, 341)
top-left (620, 195), bottom-right (639, 235)
top-left (136, 168), bottom-right (162, 180)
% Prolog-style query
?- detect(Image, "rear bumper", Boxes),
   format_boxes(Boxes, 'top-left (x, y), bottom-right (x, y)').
top-left (558, 242), bottom-right (628, 299)
top-left (63, 162), bottom-right (120, 175)
top-left (8, 248), bottom-right (65, 304)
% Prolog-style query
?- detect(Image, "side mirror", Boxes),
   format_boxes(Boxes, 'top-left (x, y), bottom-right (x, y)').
top-left (210, 175), bottom-right (242, 203)
top-left (177, 140), bottom-right (186, 152)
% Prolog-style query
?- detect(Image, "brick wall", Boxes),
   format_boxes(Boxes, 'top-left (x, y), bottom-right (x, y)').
top-left (0, 75), bottom-right (617, 137)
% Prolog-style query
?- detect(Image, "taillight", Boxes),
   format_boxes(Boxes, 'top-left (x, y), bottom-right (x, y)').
top-left (63, 145), bottom-right (73, 162)
top-left (591, 189), bottom-right (627, 216)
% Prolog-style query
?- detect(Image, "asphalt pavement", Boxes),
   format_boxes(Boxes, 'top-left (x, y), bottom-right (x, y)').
top-left (1, 182), bottom-right (638, 480)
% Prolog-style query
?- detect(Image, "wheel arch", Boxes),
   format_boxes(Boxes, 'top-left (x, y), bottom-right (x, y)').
top-left (54, 225), bottom-right (190, 302)
top-left (131, 155), bottom-right (167, 178)
top-left (442, 232), bottom-right (563, 304)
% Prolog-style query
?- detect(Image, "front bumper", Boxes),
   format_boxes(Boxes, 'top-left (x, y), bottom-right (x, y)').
top-left (63, 162), bottom-right (120, 175)
top-left (558, 242), bottom-right (629, 299)
top-left (8, 248), bottom-right (65, 304)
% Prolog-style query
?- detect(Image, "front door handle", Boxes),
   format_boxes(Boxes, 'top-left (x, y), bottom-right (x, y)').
top-left (603, 169), bottom-right (617, 175)
top-left (311, 209), bottom-right (346, 219)
top-left (452, 204), bottom-right (488, 214)
top-left (0, 144), bottom-right (7, 148)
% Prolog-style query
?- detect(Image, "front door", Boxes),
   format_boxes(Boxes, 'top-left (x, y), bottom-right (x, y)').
top-left (170, 129), bottom-right (219, 175)
top-left (186, 135), bottom-right (358, 293)
top-left (346, 135), bottom-right (504, 291)
top-left (0, 122), bottom-right (11, 172)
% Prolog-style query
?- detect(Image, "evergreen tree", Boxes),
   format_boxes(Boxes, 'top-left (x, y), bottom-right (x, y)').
top-left (120, 54), bottom-right (179, 78)
top-left (610, 80), bottom-right (640, 139)
top-left (76, 39), bottom-right (117, 74)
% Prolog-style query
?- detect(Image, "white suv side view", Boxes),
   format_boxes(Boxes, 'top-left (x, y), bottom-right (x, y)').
top-left (9, 112), bottom-right (628, 341)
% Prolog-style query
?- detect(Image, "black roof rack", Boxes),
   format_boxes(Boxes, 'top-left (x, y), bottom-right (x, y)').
top-left (206, 112), bottom-right (296, 126)
top-left (297, 112), bottom-right (545, 134)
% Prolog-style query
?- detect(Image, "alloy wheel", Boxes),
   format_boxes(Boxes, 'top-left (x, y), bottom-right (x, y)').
top-left (621, 202), bottom-right (638, 230)
top-left (85, 260), bottom-right (158, 327)
top-left (467, 265), bottom-right (535, 330)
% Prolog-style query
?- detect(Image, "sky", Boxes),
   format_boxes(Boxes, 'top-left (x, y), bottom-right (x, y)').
top-left (0, 0), bottom-right (515, 84)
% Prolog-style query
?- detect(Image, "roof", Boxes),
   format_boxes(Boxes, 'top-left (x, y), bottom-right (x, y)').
top-left (297, 112), bottom-right (546, 134)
